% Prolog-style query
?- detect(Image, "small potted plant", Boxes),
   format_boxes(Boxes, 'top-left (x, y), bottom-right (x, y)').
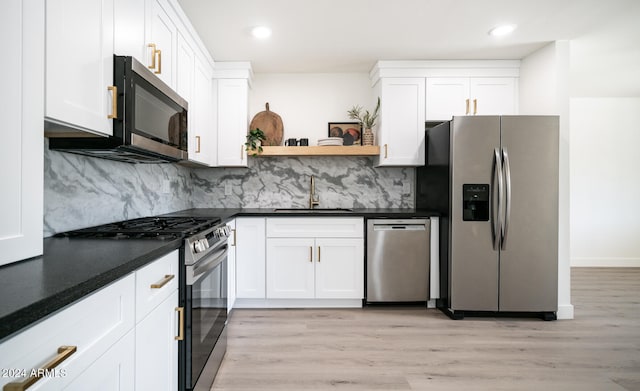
top-left (245, 128), bottom-right (266, 156)
top-left (347, 97), bottom-right (380, 146)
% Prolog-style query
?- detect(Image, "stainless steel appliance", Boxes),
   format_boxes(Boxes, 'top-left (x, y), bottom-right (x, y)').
top-left (183, 222), bottom-right (230, 391)
top-left (49, 56), bottom-right (188, 163)
top-left (416, 116), bottom-right (559, 320)
top-left (366, 219), bottom-right (430, 303)
top-left (57, 215), bottom-right (231, 390)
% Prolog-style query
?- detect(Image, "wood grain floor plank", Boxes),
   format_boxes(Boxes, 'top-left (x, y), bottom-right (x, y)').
top-left (212, 268), bottom-right (640, 390)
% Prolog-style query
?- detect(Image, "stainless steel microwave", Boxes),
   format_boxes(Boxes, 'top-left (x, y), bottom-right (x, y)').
top-left (49, 56), bottom-right (188, 163)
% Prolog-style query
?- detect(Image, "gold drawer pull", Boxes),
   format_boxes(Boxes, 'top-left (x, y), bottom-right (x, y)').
top-left (150, 274), bottom-right (175, 289)
top-left (231, 229), bottom-right (236, 246)
top-left (473, 99), bottom-right (478, 115)
top-left (3, 346), bottom-right (77, 391)
top-left (175, 307), bottom-right (184, 341)
top-left (317, 246), bottom-right (321, 262)
top-left (465, 98), bottom-right (470, 115)
top-left (195, 135), bottom-right (201, 153)
top-left (309, 246), bottom-right (313, 262)
top-left (384, 144), bottom-right (388, 159)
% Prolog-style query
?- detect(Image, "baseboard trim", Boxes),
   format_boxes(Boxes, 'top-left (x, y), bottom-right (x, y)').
top-left (234, 298), bottom-right (363, 308)
top-left (571, 257), bottom-right (640, 267)
top-left (557, 304), bottom-right (574, 320)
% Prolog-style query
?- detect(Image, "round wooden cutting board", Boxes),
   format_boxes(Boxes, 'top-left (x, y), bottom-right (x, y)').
top-left (249, 103), bottom-right (284, 146)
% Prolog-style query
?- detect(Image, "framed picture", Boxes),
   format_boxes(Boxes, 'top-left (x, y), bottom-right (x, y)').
top-left (328, 122), bottom-right (362, 146)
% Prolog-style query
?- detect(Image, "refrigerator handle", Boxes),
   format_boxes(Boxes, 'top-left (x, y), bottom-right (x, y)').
top-left (492, 148), bottom-right (503, 250)
top-left (501, 148), bottom-right (512, 250)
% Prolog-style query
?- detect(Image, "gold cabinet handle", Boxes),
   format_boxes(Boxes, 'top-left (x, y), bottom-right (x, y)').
top-left (465, 98), bottom-right (470, 115)
top-left (473, 99), bottom-right (477, 115)
top-left (240, 145), bottom-right (244, 161)
top-left (3, 346), bottom-right (77, 391)
top-left (150, 274), bottom-right (175, 289)
top-left (309, 246), bottom-right (313, 262)
top-left (175, 307), bottom-right (184, 341)
top-left (107, 86), bottom-right (117, 119)
top-left (155, 49), bottom-right (162, 74)
top-left (384, 144), bottom-right (388, 159)
top-left (147, 43), bottom-right (157, 70)
top-left (317, 246), bottom-right (321, 262)
top-left (195, 135), bottom-right (201, 153)
top-left (231, 229), bottom-right (236, 246)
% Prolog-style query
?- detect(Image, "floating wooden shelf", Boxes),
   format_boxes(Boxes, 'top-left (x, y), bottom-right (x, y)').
top-left (251, 146), bottom-right (380, 157)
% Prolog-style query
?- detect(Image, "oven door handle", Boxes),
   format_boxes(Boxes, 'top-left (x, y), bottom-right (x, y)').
top-left (187, 245), bottom-right (228, 285)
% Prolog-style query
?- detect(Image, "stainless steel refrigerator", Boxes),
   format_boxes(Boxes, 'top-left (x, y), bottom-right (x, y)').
top-left (416, 116), bottom-right (558, 320)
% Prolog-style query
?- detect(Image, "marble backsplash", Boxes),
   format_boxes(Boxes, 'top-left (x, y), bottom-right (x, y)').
top-left (44, 140), bottom-right (414, 237)
top-left (44, 139), bottom-right (193, 237)
top-left (191, 157), bottom-right (414, 209)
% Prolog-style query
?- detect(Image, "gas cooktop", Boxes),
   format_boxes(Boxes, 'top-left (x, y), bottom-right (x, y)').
top-left (56, 216), bottom-right (221, 240)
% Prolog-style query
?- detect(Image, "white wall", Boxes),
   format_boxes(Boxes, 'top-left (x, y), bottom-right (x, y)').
top-left (568, 3), bottom-right (640, 267)
top-left (248, 73), bottom-right (371, 145)
top-left (570, 98), bottom-right (640, 266)
top-left (520, 41), bottom-right (573, 319)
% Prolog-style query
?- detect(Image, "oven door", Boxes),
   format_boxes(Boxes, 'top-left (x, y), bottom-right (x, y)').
top-left (184, 244), bottom-right (228, 391)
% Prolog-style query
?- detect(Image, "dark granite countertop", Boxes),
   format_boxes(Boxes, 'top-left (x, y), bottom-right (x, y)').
top-left (0, 208), bottom-right (437, 342)
top-left (161, 207), bottom-right (439, 222)
top-left (0, 237), bottom-right (181, 342)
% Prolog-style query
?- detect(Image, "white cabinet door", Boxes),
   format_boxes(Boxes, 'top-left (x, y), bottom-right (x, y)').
top-left (145, 0), bottom-right (176, 87)
top-left (227, 219), bottom-right (237, 312)
top-left (375, 78), bottom-right (425, 166)
top-left (114, 0), bottom-right (145, 61)
top-left (315, 238), bottom-right (364, 299)
top-left (45, 0), bottom-right (115, 136)
top-left (189, 56), bottom-right (215, 166)
top-left (235, 218), bottom-right (266, 298)
top-left (175, 32), bottom-right (194, 104)
top-left (135, 290), bottom-right (178, 391)
top-left (426, 77), bottom-right (470, 120)
top-left (469, 78), bottom-right (517, 115)
top-left (0, 0), bottom-right (43, 266)
top-left (65, 330), bottom-right (135, 391)
top-left (266, 238), bottom-right (316, 299)
top-left (216, 79), bottom-right (249, 167)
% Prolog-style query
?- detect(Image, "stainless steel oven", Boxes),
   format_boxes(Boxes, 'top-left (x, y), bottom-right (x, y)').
top-left (182, 222), bottom-right (231, 391)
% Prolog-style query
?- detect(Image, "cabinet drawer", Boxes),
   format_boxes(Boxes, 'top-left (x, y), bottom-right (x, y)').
top-left (135, 249), bottom-right (179, 323)
top-left (0, 274), bottom-right (135, 390)
top-left (266, 217), bottom-right (364, 238)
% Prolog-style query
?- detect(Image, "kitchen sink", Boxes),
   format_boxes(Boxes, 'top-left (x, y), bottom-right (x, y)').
top-left (272, 208), bottom-right (354, 213)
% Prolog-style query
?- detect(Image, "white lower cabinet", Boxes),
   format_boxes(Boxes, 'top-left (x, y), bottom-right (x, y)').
top-left (235, 218), bottom-right (266, 299)
top-left (266, 237), bottom-right (363, 300)
top-left (264, 218), bottom-right (364, 304)
top-left (65, 330), bottom-right (135, 391)
top-left (0, 250), bottom-right (179, 391)
top-left (134, 250), bottom-right (179, 391)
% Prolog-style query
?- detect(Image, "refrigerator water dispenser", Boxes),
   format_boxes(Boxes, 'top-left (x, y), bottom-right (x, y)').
top-left (462, 184), bottom-right (489, 221)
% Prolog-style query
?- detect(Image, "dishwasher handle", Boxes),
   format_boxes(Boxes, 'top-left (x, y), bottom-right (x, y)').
top-left (373, 224), bottom-right (426, 231)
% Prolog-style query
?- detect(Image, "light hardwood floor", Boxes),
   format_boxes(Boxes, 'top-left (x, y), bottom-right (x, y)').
top-left (212, 268), bottom-right (640, 390)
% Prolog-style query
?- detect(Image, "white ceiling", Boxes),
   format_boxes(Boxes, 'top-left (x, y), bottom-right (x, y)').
top-left (178, 0), bottom-right (638, 75)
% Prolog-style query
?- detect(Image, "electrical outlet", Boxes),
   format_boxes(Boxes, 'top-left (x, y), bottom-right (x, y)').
top-left (402, 182), bottom-right (411, 194)
top-left (224, 183), bottom-right (232, 196)
top-left (162, 179), bottom-right (171, 194)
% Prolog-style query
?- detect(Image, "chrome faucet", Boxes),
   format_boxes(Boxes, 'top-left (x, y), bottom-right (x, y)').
top-left (309, 175), bottom-right (320, 209)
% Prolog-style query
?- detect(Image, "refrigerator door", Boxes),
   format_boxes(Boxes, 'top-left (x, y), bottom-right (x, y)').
top-left (499, 116), bottom-right (559, 311)
top-left (450, 116), bottom-right (501, 311)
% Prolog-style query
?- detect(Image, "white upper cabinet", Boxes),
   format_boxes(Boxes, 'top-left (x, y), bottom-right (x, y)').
top-left (45, 0), bottom-right (115, 136)
top-left (145, 0), bottom-right (177, 88)
top-left (114, 0), bottom-right (145, 61)
top-left (373, 77), bottom-right (426, 167)
top-left (0, 0), bottom-right (44, 266)
top-left (426, 77), bottom-right (517, 120)
top-left (189, 56), bottom-right (216, 166)
top-left (213, 63), bottom-right (253, 167)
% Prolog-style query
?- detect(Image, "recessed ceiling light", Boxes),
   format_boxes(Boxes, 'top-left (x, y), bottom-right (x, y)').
top-left (251, 26), bottom-right (272, 40)
top-left (488, 24), bottom-right (517, 37)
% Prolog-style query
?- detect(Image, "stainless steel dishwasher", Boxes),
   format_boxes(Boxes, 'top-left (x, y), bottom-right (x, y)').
top-left (366, 219), bottom-right (430, 303)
